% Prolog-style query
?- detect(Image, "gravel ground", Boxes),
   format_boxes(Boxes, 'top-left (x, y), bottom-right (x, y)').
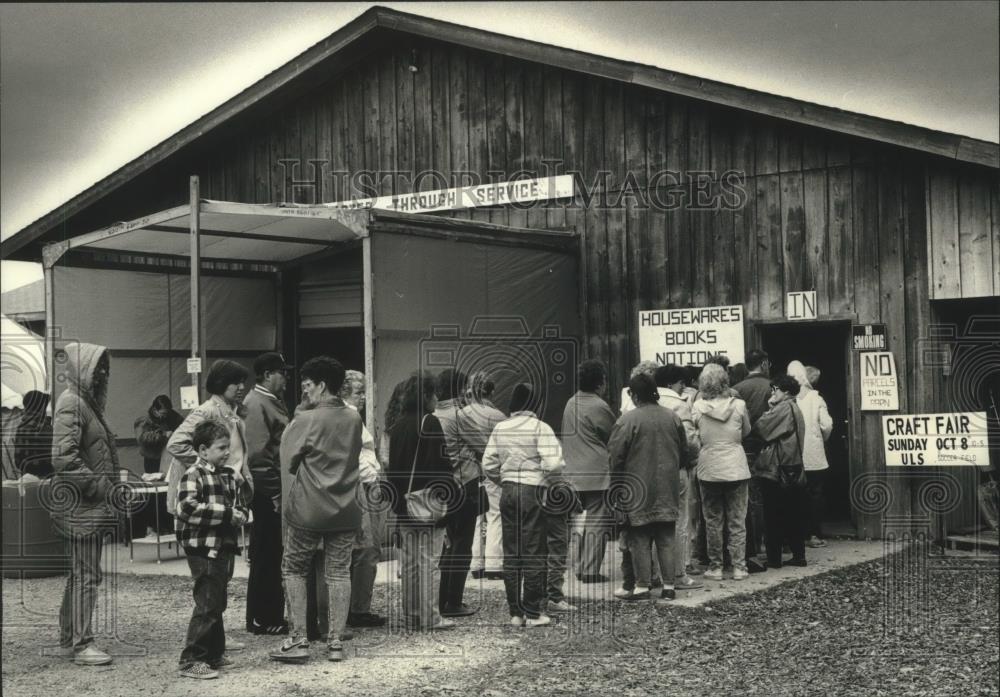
top-left (2, 551), bottom-right (997, 697)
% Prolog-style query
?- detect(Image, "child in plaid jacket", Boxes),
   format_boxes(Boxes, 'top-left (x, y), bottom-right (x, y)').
top-left (175, 419), bottom-right (249, 679)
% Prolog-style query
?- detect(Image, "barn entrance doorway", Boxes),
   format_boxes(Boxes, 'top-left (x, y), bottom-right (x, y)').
top-left (758, 321), bottom-right (853, 533)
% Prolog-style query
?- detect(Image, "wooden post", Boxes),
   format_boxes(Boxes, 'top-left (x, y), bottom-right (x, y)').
top-left (362, 233), bottom-right (376, 439)
top-left (190, 176), bottom-right (205, 397)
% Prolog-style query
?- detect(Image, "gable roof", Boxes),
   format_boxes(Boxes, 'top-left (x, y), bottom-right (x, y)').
top-left (3, 5), bottom-right (998, 260)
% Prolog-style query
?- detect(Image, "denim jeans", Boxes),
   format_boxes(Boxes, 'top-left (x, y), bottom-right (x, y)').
top-left (180, 552), bottom-right (234, 666)
top-left (688, 475), bottom-right (708, 565)
top-left (471, 478), bottom-right (504, 573)
top-left (629, 522), bottom-right (676, 587)
top-left (439, 481), bottom-right (479, 611)
top-left (283, 524), bottom-right (354, 646)
top-left (699, 479), bottom-right (749, 571)
top-left (500, 482), bottom-right (547, 619)
top-left (572, 490), bottom-right (611, 578)
top-left (351, 485), bottom-right (387, 615)
top-left (543, 499), bottom-right (569, 604)
top-left (398, 523), bottom-right (445, 629)
top-left (674, 470), bottom-right (690, 577)
top-left (58, 533), bottom-right (104, 650)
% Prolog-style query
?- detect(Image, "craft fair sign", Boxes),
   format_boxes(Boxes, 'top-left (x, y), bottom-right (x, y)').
top-left (638, 305), bottom-right (745, 366)
top-left (882, 412), bottom-right (989, 466)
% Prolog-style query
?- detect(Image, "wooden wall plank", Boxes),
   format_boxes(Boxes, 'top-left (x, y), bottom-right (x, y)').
top-left (604, 82), bottom-right (629, 391)
top-left (395, 47), bottom-right (416, 196)
top-left (756, 120), bottom-right (779, 176)
top-left (827, 166), bottom-right (854, 314)
top-left (958, 174), bottom-right (994, 297)
top-left (732, 119), bottom-right (757, 318)
top-left (467, 51), bottom-right (491, 223)
top-left (253, 129), bottom-right (269, 203)
top-left (666, 97), bottom-right (691, 308)
top-left (378, 52), bottom-right (397, 197)
top-left (781, 167), bottom-right (807, 295)
top-left (803, 168), bottom-right (829, 314)
top-left (362, 61), bottom-right (380, 196)
top-left (689, 102), bottom-right (712, 308)
top-left (779, 125), bottom-right (802, 174)
top-left (522, 64), bottom-right (546, 229)
top-left (448, 46), bottom-right (470, 219)
top-left (582, 77), bottom-right (607, 363)
top-left (430, 45), bottom-right (451, 186)
top-left (282, 106), bottom-right (300, 203)
top-left (993, 177), bottom-right (1000, 295)
top-left (316, 86), bottom-right (333, 203)
top-left (756, 174), bottom-right (783, 318)
top-left (926, 166), bottom-right (962, 299)
top-left (299, 101), bottom-right (318, 204)
top-left (624, 88), bottom-right (646, 318)
top-left (646, 93), bottom-right (668, 308)
top-left (485, 52), bottom-right (508, 226)
top-left (329, 81), bottom-right (348, 202)
top-left (543, 66), bottom-right (566, 229)
top-left (343, 70), bottom-right (365, 198)
top-left (504, 58), bottom-right (527, 228)
top-left (709, 111), bottom-right (735, 306)
top-left (412, 40), bottom-right (434, 191)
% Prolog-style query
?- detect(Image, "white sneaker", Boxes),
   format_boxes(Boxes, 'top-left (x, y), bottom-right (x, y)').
top-left (704, 567), bottom-right (724, 581)
top-left (510, 616), bottom-right (525, 627)
top-left (73, 645), bottom-right (112, 666)
top-left (548, 600), bottom-right (577, 613)
top-left (525, 615), bottom-right (552, 628)
top-left (732, 567), bottom-right (749, 581)
top-left (613, 587), bottom-right (633, 599)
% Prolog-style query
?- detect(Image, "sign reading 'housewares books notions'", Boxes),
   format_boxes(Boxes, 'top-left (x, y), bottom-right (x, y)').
top-left (319, 175), bottom-right (575, 214)
top-left (638, 305), bottom-right (745, 366)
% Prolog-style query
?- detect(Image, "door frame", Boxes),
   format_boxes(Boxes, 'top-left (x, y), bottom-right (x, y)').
top-left (750, 315), bottom-right (858, 532)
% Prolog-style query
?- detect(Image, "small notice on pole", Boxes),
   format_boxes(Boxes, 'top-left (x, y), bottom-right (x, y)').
top-left (186, 357), bottom-right (202, 374)
top-left (179, 385), bottom-right (199, 410)
top-left (860, 351), bottom-right (899, 411)
top-left (883, 412), bottom-right (989, 466)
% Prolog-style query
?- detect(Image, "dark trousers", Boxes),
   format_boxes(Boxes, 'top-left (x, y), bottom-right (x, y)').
top-left (438, 480), bottom-right (479, 611)
top-left (58, 533), bottom-right (104, 650)
top-left (500, 482), bottom-right (548, 619)
top-left (180, 552), bottom-right (234, 667)
top-left (574, 490), bottom-right (610, 577)
top-left (805, 470), bottom-right (826, 538)
top-left (246, 493), bottom-right (285, 630)
top-left (761, 478), bottom-right (807, 565)
top-left (543, 501), bottom-right (569, 604)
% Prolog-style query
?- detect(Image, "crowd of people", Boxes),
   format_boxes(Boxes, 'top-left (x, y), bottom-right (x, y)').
top-left (28, 341), bottom-right (844, 680)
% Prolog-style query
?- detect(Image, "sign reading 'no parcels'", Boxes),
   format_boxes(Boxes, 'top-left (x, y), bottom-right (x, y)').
top-left (638, 305), bottom-right (745, 366)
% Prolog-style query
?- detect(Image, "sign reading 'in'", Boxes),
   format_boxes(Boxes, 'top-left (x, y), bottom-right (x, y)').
top-left (638, 305), bottom-right (745, 366)
top-left (883, 412), bottom-right (989, 466)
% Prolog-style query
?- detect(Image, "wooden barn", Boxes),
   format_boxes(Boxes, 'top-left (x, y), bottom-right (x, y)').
top-left (2, 6), bottom-right (998, 539)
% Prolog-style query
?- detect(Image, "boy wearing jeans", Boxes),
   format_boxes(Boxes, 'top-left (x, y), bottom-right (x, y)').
top-left (175, 420), bottom-right (249, 680)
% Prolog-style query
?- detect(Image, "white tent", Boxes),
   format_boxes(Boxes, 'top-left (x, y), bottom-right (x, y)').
top-left (1, 314), bottom-right (46, 405)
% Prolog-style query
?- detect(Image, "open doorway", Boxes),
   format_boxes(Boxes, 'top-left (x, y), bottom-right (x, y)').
top-left (758, 321), bottom-right (853, 530)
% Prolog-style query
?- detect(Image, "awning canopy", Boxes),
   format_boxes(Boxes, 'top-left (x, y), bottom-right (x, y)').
top-left (52, 200), bottom-right (372, 266)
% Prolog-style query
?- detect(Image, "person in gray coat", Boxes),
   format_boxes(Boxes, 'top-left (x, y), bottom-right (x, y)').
top-left (609, 373), bottom-right (691, 603)
top-left (50, 342), bottom-right (117, 666)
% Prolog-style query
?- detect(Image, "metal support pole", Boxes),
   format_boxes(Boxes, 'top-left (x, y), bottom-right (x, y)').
top-left (190, 176), bottom-right (205, 397)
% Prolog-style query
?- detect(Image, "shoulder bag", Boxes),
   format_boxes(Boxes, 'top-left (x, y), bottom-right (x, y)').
top-left (404, 416), bottom-right (449, 525)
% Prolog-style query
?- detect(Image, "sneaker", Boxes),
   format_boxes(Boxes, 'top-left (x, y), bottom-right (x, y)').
top-left (674, 575), bottom-right (704, 590)
top-left (428, 618), bottom-right (457, 631)
top-left (685, 564), bottom-right (704, 576)
top-left (807, 536), bottom-right (827, 548)
top-left (548, 600), bottom-right (577, 613)
top-left (747, 558), bottom-right (769, 574)
top-left (525, 615), bottom-right (552, 628)
top-left (732, 567), bottom-right (749, 581)
top-left (249, 619), bottom-right (290, 635)
top-left (73, 645), bottom-right (112, 666)
top-left (180, 662), bottom-right (219, 680)
top-left (209, 656), bottom-right (234, 669)
top-left (704, 567), bottom-right (724, 581)
top-left (620, 586), bottom-right (650, 601)
top-left (658, 588), bottom-right (676, 602)
top-left (784, 557), bottom-right (808, 567)
top-left (225, 637), bottom-right (246, 652)
top-left (510, 615), bottom-right (525, 628)
top-left (440, 604), bottom-right (477, 617)
top-left (327, 643), bottom-right (345, 662)
top-left (347, 612), bottom-right (386, 628)
top-left (613, 587), bottom-right (634, 599)
top-left (269, 637), bottom-right (310, 663)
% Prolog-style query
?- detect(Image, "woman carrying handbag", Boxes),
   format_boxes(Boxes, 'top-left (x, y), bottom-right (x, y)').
top-left (751, 375), bottom-right (808, 569)
top-left (386, 374), bottom-right (458, 631)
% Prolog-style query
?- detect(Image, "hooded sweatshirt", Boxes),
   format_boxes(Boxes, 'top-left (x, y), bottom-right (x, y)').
top-left (692, 396), bottom-right (751, 482)
top-left (50, 342), bottom-right (120, 536)
top-left (787, 361), bottom-right (833, 471)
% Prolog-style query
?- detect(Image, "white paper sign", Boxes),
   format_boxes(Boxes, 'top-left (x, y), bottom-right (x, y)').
top-left (883, 412), bottom-right (989, 466)
top-left (786, 291), bottom-right (817, 320)
top-left (186, 357), bottom-right (202, 374)
top-left (638, 305), bottom-right (745, 366)
top-left (860, 352), bottom-right (899, 411)
top-left (179, 385), bottom-right (200, 410)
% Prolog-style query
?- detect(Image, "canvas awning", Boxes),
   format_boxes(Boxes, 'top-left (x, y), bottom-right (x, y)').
top-left (48, 200), bottom-right (372, 266)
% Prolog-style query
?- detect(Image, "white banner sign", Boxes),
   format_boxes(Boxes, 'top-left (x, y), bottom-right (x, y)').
top-left (320, 175), bottom-right (574, 214)
top-left (860, 351), bottom-right (899, 411)
top-left (883, 412), bottom-right (989, 466)
top-left (638, 305), bottom-right (745, 366)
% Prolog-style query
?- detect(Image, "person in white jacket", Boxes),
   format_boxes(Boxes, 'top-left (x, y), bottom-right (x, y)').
top-left (482, 383), bottom-right (564, 628)
top-left (787, 362), bottom-right (833, 547)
